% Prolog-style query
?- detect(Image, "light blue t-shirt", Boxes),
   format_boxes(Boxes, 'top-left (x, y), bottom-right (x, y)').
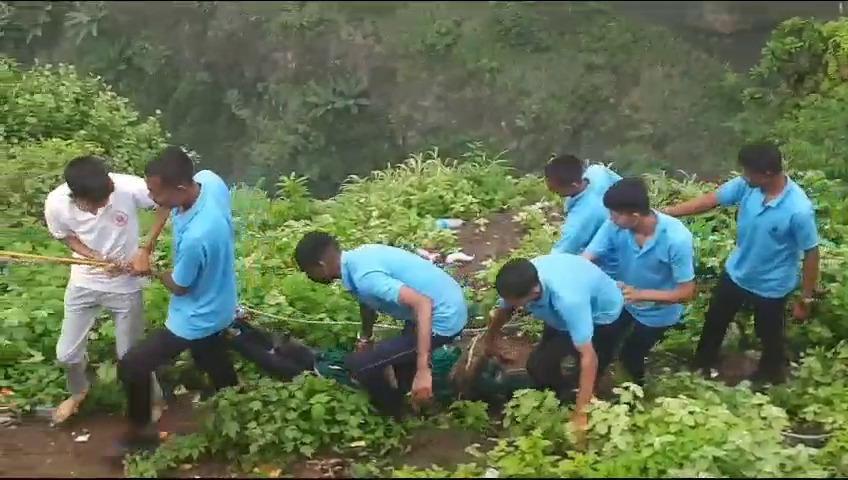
top-left (167, 170), bottom-right (238, 340)
top-left (586, 212), bottom-right (695, 327)
top-left (498, 254), bottom-right (624, 346)
top-left (341, 245), bottom-right (468, 337)
top-left (717, 176), bottom-right (818, 299)
top-left (551, 164), bottom-right (622, 278)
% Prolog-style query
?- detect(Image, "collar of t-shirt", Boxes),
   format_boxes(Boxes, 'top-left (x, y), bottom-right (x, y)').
top-left (173, 182), bottom-right (209, 236)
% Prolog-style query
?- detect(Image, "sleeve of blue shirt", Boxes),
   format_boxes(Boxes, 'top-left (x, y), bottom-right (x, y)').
top-left (790, 208), bottom-right (819, 251)
top-left (172, 238), bottom-right (205, 288)
top-left (552, 293), bottom-right (594, 347)
top-left (355, 271), bottom-right (406, 305)
top-left (584, 219), bottom-right (615, 261)
top-left (552, 212), bottom-right (591, 254)
top-left (716, 176), bottom-right (747, 206)
top-left (670, 233), bottom-right (696, 283)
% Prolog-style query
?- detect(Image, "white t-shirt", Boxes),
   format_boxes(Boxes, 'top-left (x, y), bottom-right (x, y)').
top-left (44, 173), bottom-right (156, 293)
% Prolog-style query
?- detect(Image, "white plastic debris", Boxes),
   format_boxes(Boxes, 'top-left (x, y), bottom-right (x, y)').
top-left (435, 218), bottom-right (464, 229)
top-left (73, 429), bottom-right (91, 443)
top-left (445, 252), bottom-right (475, 264)
top-left (415, 248), bottom-right (441, 263)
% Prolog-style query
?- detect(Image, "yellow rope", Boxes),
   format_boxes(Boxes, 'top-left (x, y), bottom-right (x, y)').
top-left (0, 250), bottom-right (160, 276)
top-left (0, 250), bottom-right (113, 267)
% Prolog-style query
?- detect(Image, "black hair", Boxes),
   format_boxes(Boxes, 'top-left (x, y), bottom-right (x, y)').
top-left (495, 258), bottom-right (539, 299)
top-left (144, 146), bottom-right (195, 187)
top-left (738, 142), bottom-right (783, 174)
top-left (603, 177), bottom-right (651, 215)
top-left (64, 155), bottom-right (112, 202)
top-left (294, 231), bottom-right (339, 271)
top-left (544, 154), bottom-right (584, 185)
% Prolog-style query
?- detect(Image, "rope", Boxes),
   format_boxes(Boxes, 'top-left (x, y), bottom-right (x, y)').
top-left (0, 250), bottom-right (113, 267)
top-left (0, 250), bottom-right (161, 276)
top-left (240, 304), bottom-right (526, 335)
top-left (240, 305), bottom-right (403, 330)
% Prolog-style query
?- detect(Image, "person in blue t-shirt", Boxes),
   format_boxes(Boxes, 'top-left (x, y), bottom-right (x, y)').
top-left (664, 143), bottom-right (820, 384)
top-left (294, 232), bottom-right (468, 418)
top-left (583, 177), bottom-right (696, 385)
top-left (483, 254), bottom-right (626, 433)
top-left (115, 146), bottom-right (239, 454)
top-left (545, 154), bottom-right (622, 278)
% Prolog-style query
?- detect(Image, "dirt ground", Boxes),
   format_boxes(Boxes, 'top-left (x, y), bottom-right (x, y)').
top-left (453, 211), bottom-right (527, 282)
top-left (0, 395), bottom-right (203, 478)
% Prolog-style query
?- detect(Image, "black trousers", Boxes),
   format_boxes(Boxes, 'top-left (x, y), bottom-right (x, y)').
top-left (344, 324), bottom-right (457, 416)
top-left (118, 327), bottom-right (238, 428)
top-left (694, 272), bottom-right (788, 380)
top-left (616, 311), bottom-right (670, 385)
top-left (525, 317), bottom-right (628, 401)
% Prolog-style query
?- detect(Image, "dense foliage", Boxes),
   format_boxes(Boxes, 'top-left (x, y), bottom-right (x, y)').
top-left (2, 11), bottom-right (848, 480)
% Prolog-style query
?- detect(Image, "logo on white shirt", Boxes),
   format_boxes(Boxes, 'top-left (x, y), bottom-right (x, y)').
top-left (114, 210), bottom-right (129, 227)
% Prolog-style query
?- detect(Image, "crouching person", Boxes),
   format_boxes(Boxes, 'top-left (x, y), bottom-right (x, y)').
top-left (114, 147), bottom-right (239, 454)
top-left (483, 254), bottom-right (626, 432)
top-left (294, 232), bottom-right (468, 419)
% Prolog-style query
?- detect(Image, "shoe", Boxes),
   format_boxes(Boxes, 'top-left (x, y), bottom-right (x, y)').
top-left (52, 392), bottom-right (87, 424)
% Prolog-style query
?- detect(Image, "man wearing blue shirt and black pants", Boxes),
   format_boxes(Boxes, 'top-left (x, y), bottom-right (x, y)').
top-left (665, 143), bottom-right (820, 384)
top-left (483, 254), bottom-right (626, 433)
top-left (583, 177), bottom-right (696, 385)
top-left (294, 233), bottom-right (467, 418)
top-left (115, 146), bottom-right (239, 453)
top-left (545, 154), bottom-right (621, 277)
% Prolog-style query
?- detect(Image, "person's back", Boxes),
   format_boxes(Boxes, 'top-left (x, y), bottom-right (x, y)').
top-left (342, 244), bottom-right (466, 337)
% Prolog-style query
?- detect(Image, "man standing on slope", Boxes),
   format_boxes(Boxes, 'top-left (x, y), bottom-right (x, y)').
top-left (583, 177), bottom-right (696, 385)
top-left (116, 146), bottom-right (239, 453)
top-left (294, 232), bottom-right (468, 419)
top-left (44, 155), bottom-right (168, 424)
top-left (663, 143), bottom-right (820, 384)
top-left (483, 254), bottom-right (627, 432)
top-left (545, 154), bottom-right (622, 277)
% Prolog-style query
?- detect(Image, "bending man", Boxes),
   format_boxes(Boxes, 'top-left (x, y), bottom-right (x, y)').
top-left (44, 155), bottom-right (168, 424)
top-left (545, 154), bottom-right (621, 277)
top-left (294, 233), bottom-right (468, 418)
top-left (484, 254), bottom-right (626, 431)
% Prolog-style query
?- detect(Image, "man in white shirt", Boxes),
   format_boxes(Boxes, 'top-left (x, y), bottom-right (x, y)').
top-left (44, 155), bottom-right (168, 424)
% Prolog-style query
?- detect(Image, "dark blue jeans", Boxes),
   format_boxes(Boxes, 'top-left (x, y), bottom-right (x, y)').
top-left (345, 324), bottom-right (458, 416)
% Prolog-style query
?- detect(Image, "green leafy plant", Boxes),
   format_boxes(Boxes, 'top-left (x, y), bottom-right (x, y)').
top-left (204, 375), bottom-right (405, 467)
